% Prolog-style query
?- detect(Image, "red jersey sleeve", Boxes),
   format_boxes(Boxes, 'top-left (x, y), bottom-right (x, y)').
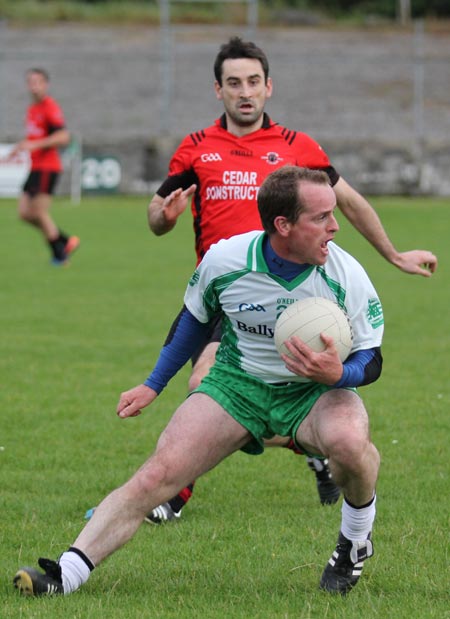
top-left (43, 97), bottom-right (66, 132)
top-left (26, 96), bottom-right (66, 171)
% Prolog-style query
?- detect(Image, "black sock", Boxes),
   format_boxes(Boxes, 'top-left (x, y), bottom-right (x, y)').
top-left (168, 483), bottom-right (195, 512)
top-left (59, 230), bottom-right (69, 245)
top-left (48, 231), bottom-right (68, 260)
top-left (48, 238), bottom-right (65, 260)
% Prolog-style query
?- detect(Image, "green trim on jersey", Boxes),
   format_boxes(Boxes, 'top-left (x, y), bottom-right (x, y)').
top-left (247, 234), bottom-right (266, 272)
top-left (249, 232), bottom-right (316, 291)
top-left (216, 315), bottom-right (244, 367)
top-left (316, 266), bottom-right (348, 310)
top-left (203, 268), bottom-right (249, 318)
top-left (267, 269), bottom-right (315, 291)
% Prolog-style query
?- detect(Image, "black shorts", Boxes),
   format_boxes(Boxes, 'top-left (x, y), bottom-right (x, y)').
top-left (23, 170), bottom-right (60, 197)
top-left (191, 313), bottom-right (222, 366)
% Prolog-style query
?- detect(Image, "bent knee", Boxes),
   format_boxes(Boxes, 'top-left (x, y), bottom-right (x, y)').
top-left (328, 433), bottom-right (378, 469)
top-left (19, 210), bottom-right (34, 223)
top-left (127, 454), bottom-right (185, 499)
top-left (188, 372), bottom-right (202, 392)
top-left (126, 462), bottom-right (167, 497)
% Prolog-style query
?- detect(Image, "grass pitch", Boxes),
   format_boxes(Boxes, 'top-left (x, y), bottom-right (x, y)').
top-left (0, 195), bottom-right (448, 619)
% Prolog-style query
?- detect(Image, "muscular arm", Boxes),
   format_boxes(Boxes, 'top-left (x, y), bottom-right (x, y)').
top-left (25, 128), bottom-right (70, 152)
top-left (144, 306), bottom-right (209, 393)
top-left (8, 128), bottom-right (71, 159)
top-left (334, 176), bottom-right (437, 277)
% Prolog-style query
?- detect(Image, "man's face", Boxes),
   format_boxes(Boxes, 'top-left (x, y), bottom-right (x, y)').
top-left (26, 72), bottom-right (48, 102)
top-left (214, 58), bottom-right (272, 133)
top-left (281, 182), bottom-right (339, 266)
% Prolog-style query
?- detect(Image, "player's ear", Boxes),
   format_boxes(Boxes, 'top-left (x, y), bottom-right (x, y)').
top-left (273, 216), bottom-right (290, 236)
top-left (265, 77), bottom-right (273, 99)
top-left (214, 81), bottom-right (223, 100)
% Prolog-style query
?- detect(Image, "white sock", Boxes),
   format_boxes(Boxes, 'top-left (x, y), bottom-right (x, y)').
top-left (59, 548), bottom-right (94, 594)
top-left (341, 494), bottom-right (376, 542)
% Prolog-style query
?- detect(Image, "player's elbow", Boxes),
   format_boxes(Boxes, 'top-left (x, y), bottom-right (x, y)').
top-left (361, 347), bottom-right (383, 386)
top-left (148, 205), bottom-right (174, 236)
top-left (148, 217), bottom-right (166, 236)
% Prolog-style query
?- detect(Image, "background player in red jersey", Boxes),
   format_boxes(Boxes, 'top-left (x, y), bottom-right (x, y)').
top-left (7, 68), bottom-right (79, 265)
top-left (119, 37), bottom-right (437, 523)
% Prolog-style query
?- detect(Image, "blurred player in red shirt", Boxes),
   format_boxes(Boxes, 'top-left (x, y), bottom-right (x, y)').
top-left (8, 68), bottom-right (79, 265)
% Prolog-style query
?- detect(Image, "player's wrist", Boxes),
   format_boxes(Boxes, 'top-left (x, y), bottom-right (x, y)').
top-left (385, 249), bottom-right (403, 269)
top-left (161, 208), bottom-right (178, 227)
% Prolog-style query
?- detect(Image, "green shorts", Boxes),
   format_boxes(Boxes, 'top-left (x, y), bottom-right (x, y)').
top-left (193, 361), bottom-right (332, 455)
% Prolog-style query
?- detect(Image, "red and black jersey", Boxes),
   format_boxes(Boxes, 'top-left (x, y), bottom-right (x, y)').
top-left (157, 114), bottom-right (339, 264)
top-left (25, 95), bottom-right (66, 172)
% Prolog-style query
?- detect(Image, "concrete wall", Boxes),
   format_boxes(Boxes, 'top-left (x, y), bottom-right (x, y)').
top-left (2, 23), bottom-right (449, 196)
top-left (57, 136), bottom-right (449, 197)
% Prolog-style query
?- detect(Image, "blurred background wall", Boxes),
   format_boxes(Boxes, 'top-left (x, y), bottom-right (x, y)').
top-left (0, 13), bottom-right (449, 195)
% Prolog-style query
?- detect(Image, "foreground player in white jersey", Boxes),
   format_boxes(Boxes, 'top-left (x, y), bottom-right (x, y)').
top-left (14, 167), bottom-right (383, 597)
top-left (143, 36), bottom-right (436, 523)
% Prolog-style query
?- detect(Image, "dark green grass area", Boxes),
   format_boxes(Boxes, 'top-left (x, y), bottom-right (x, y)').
top-left (0, 195), bottom-right (448, 618)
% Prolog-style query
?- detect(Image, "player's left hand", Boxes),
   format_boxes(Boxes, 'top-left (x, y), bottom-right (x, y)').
top-left (162, 184), bottom-right (197, 225)
top-left (394, 250), bottom-right (438, 277)
top-left (6, 140), bottom-right (37, 159)
top-left (281, 333), bottom-right (343, 385)
top-left (3, 145), bottom-right (20, 161)
top-left (117, 384), bottom-right (158, 418)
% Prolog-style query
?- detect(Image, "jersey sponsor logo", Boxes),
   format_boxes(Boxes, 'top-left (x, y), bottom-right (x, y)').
top-left (26, 121), bottom-right (46, 138)
top-left (238, 303), bottom-right (266, 312)
top-left (366, 298), bottom-right (384, 328)
top-left (205, 169), bottom-right (260, 201)
top-left (223, 171), bottom-right (257, 184)
top-left (261, 151), bottom-right (284, 165)
top-left (236, 320), bottom-right (274, 338)
top-left (231, 149), bottom-right (253, 157)
top-left (206, 185), bottom-right (260, 200)
top-left (200, 152), bottom-right (222, 162)
top-left (276, 298), bottom-right (296, 318)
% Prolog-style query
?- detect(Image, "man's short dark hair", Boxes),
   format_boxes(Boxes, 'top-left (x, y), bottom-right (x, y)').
top-left (27, 67), bottom-right (50, 81)
top-left (214, 37), bottom-right (269, 85)
top-left (258, 166), bottom-right (331, 234)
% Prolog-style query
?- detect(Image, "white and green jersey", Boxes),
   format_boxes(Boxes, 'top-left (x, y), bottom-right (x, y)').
top-left (184, 231), bottom-right (384, 384)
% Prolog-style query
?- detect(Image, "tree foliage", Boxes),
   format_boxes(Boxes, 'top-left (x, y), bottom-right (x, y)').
top-left (266, 0), bottom-right (450, 17)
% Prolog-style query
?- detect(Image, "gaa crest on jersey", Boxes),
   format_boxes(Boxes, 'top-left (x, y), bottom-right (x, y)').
top-left (239, 303), bottom-right (266, 312)
top-left (188, 270), bottom-right (200, 287)
top-left (366, 298), bottom-right (384, 329)
top-left (261, 152), bottom-right (284, 165)
top-left (200, 152), bottom-right (222, 162)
